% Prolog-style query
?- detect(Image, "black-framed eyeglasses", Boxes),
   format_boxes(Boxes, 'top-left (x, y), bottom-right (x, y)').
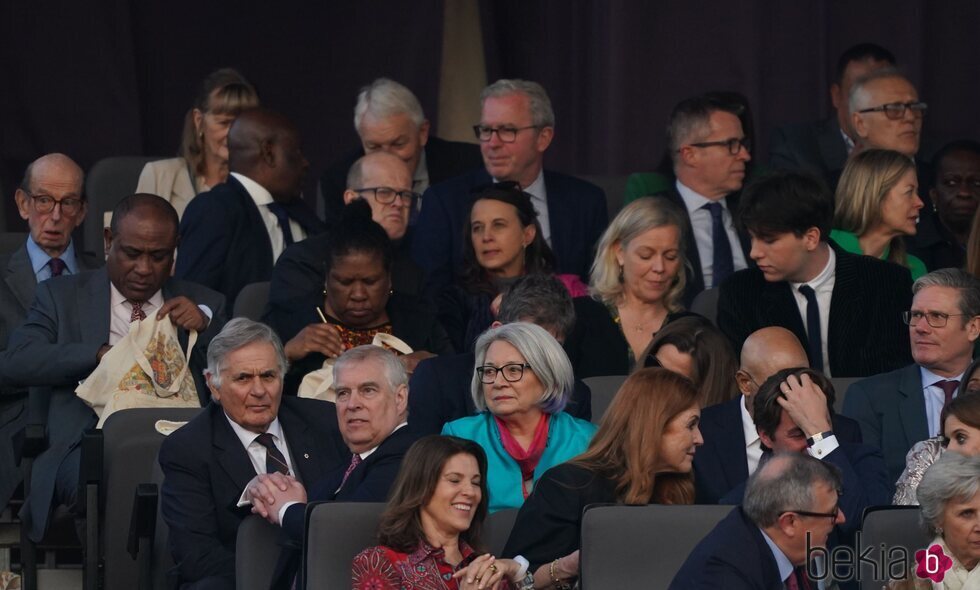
top-left (783, 504), bottom-right (840, 525)
top-left (476, 363), bottom-right (532, 384)
top-left (685, 137), bottom-right (751, 155)
top-left (472, 125), bottom-right (540, 143)
top-left (857, 101), bottom-right (928, 120)
top-left (903, 310), bottom-right (970, 328)
top-left (26, 192), bottom-right (84, 215)
top-left (354, 186), bottom-right (419, 206)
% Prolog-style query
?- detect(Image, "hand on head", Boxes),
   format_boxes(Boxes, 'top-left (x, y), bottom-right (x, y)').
top-left (776, 372), bottom-right (832, 437)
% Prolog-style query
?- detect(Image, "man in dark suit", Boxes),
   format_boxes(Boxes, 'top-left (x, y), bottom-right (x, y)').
top-left (264, 151), bottom-right (424, 343)
top-left (412, 79), bottom-right (607, 294)
top-left (671, 453), bottom-right (844, 589)
top-left (718, 171), bottom-right (913, 378)
top-left (658, 94), bottom-right (753, 304)
top-left (176, 108), bottom-right (325, 310)
top-left (159, 318), bottom-right (347, 590)
top-left (695, 326), bottom-right (862, 504)
top-left (319, 77), bottom-right (482, 224)
top-left (409, 274), bottom-right (591, 435)
top-left (770, 43), bottom-right (895, 190)
top-left (0, 194), bottom-right (225, 542)
top-left (843, 268), bottom-right (980, 483)
top-left (244, 345), bottom-right (416, 589)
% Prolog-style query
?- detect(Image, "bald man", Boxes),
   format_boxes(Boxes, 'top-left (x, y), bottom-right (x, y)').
top-left (693, 327), bottom-right (862, 504)
top-left (0, 154), bottom-right (101, 511)
top-left (176, 107), bottom-right (325, 309)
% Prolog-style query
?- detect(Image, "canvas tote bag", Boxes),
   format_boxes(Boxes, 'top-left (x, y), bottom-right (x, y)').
top-left (297, 333), bottom-right (413, 402)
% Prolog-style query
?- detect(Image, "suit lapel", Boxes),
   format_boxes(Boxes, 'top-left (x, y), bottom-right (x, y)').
top-left (543, 171), bottom-right (569, 266)
top-left (762, 281), bottom-right (808, 346)
top-left (211, 406), bottom-right (260, 504)
top-left (80, 268), bottom-right (112, 346)
top-left (230, 176), bottom-right (275, 268)
top-left (660, 188), bottom-right (704, 293)
top-left (5, 245), bottom-right (37, 311)
top-left (715, 399), bottom-right (750, 487)
top-left (897, 365), bottom-right (929, 446)
top-left (279, 408), bottom-right (322, 486)
top-left (827, 245), bottom-right (862, 372)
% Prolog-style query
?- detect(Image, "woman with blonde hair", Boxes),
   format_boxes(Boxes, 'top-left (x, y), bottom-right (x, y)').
top-left (136, 68), bottom-right (259, 217)
top-left (832, 148), bottom-right (927, 279)
top-left (564, 196), bottom-right (691, 378)
top-left (502, 368), bottom-right (703, 587)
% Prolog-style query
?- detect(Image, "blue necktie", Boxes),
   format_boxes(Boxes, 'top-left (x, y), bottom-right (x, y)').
top-left (266, 202), bottom-right (295, 246)
top-left (704, 202), bottom-right (734, 287)
top-left (48, 257), bottom-right (67, 277)
top-left (798, 285), bottom-right (823, 371)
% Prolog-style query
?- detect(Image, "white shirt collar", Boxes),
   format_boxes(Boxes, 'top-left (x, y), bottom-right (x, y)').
top-left (760, 529), bottom-right (795, 583)
top-left (740, 395), bottom-right (760, 448)
top-left (109, 282), bottom-right (164, 308)
top-left (224, 413), bottom-right (286, 450)
top-left (789, 245), bottom-right (836, 291)
top-left (357, 422), bottom-right (408, 460)
top-left (920, 366), bottom-right (966, 389)
top-left (231, 172), bottom-right (274, 207)
top-left (675, 180), bottom-right (726, 215)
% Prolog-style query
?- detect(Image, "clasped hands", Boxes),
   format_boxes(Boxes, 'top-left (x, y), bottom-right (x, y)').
top-left (454, 554), bottom-right (521, 590)
top-left (245, 472), bottom-right (308, 525)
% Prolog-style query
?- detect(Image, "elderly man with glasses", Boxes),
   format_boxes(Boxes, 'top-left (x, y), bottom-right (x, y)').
top-left (413, 78), bottom-right (607, 296)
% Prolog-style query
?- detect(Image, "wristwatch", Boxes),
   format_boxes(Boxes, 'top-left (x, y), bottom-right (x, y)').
top-left (806, 430), bottom-right (834, 447)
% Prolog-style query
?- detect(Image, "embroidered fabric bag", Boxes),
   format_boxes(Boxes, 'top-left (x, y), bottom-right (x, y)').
top-left (297, 333), bottom-right (412, 402)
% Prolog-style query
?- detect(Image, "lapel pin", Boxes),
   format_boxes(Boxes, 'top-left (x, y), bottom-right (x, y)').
top-left (304, 453), bottom-right (310, 459)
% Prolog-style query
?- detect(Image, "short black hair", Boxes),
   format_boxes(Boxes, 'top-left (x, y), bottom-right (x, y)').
top-left (326, 198), bottom-right (392, 272)
top-left (835, 43), bottom-right (896, 83)
top-left (931, 139), bottom-right (980, 186)
top-left (753, 367), bottom-right (836, 439)
top-left (738, 171), bottom-right (833, 241)
top-left (110, 193), bottom-right (179, 237)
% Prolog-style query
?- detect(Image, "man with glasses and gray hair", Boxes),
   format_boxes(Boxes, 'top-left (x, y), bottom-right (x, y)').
top-left (413, 78), bottom-right (607, 295)
top-left (844, 268), bottom-right (980, 484)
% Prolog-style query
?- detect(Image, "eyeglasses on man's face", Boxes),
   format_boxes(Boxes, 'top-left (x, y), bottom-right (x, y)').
top-left (476, 362), bottom-right (532, 384)
top-left (684, 137), bottom-right (751, 155)
top-left (26, 192), bottom-right (84, 215)
top-left (783, 503), bottom-right (841, 526)
top-left (857, 101), bottom-right (928, 120)
top-left (354, 186), bottom-right (419, 206)
top-left (903, 310), bottom-right (970, 328)
top-left (472, 125), bottom-right (540, 143)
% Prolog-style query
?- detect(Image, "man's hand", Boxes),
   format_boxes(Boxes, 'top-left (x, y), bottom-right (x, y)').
top-left (158, 296), bottom-right (209, 332)
top-left (399, 350), bottom-right (436, 375)
top-left (96, 344), bottom-right (113, 363)
top-left (284, 324), bottom-right (344, 361)
top-left (245, 473), bottom-right (307, 525)
top-left (776, 373), bottom-right (833, 437)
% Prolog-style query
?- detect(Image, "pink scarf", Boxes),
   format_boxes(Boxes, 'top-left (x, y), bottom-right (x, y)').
top-left (493, 413), bottom-right (550, 499)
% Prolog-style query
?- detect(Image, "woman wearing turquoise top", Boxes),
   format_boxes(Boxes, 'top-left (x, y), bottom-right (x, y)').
top-left (442, 322), bottom-right (597, 512)
top-left (832, 148), bottom-right (927, 279)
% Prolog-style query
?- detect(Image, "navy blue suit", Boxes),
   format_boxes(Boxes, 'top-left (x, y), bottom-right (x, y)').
top-left (694, 397), bottom-right (863, 504)
top-left (407, 351), bottom-right (592, 436)
top-left (411, 168), bottom-right (607, 295)
top-left (175, 176), bottom-right (325, 310)
top-left (670, 506), bottom-right (783, 589)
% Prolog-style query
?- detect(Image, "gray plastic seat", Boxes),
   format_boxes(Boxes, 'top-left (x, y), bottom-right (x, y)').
top-left (233, 282), bottom-right (271, 321)
top-left (582, 375), bottom-right (628, 425)
top-left (858, 506), bottom-right (929, 590)
top-left (304, 502), bottom-right (386, 590)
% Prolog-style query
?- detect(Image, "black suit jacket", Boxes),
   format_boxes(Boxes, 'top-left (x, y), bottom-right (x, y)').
top-left (158, 398), bottom-right (347, 588)
top-left (319, 136), bottom-right (483, 225)
top-left (412, 167), bottom-right (608, 296)
top-left (717, 243), bottom-right (914, 378)
top-left (907, 211), bottom-right (966, 272)
top-left (407, 351), bottom-right (592, 436)
top-left (694, 396), bottom-right (863, 505)
top-left (669, 506), bottom-right (783, 590)
top-left (0, 267), bottom-right (225, 541)
top-left (176, 175), bottom-right (325, 310)
top-left (770, 116), bottom-right (849, 192)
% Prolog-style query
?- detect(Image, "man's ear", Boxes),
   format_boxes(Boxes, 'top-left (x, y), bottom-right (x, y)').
top-left (343, 189), bottom-right (358, 205)
top-left (802, 227), bottom-right (822, 251)
top-left (15, 189), bottom-right (31, 221)
top-left (418, 119), bottom-right (431, 148)
top-left (966, 315), bottom-right (980, 343)
top-left (103, 227), bottom-right (113, 256)
top-left (851, 112), bottom-right (868, 139)
top-left (206, 372), bottom-right (222, 403)
top-left (260, 139), bottom-right (277, 167)
top-left (758, 427), bottom-right (776, 451)
top-left (830, 83), bottom-right (843, 111)
top-left (735, 370), bottom-right (754, 396)
top-left (395, 383), bottom-right (409, 415)
top-left (535, 126), bottom-right (554, 153)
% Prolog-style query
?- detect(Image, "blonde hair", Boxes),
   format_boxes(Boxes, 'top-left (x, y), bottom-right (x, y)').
top-left (179, 68), bottom-right (259, 177)
top-left (834, 149), bottom-right (916, 266)
top-left (589, 197), bottom-right (687, 311)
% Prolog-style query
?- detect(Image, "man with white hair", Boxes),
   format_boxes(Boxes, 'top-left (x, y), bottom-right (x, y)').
top-left (413, 78), bottom-right (608, 294)
top-left (319, 77), bottom-right (482, 224)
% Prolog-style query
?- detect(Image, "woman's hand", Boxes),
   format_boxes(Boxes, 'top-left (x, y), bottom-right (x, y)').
top-left (283, 323), bottom-right (344, 361)
top-left (455, 554), bottom-right (520, 590)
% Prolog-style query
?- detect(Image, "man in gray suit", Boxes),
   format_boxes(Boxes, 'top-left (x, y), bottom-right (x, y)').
top-left (0, 193), bottom-right (226, 541)
top-left (0, 153), bottom-right (101, 512)
top-left (843, 268), bottom-right (980, 483)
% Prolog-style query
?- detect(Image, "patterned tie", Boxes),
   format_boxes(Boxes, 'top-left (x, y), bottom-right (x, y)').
top-left (130, 300), bottom-right (147, 322)
top-left (255, 433), bottom-right (290, 475)
top-left (936, 380), bottom-right (960, 420)
top-left (798, 285), bottom-right (823, 372)
top-left (48, 257), bottom-right (67, 277)
top-left (703, 202), bottom-right (734, 287)
top-left (266, 202), bottom-right (295, 246)
top-left (339, 453), bottom-right (362, 489)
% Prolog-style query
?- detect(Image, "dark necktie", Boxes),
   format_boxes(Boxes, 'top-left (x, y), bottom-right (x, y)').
top-left (48, 257), bottom-right (67, 277)
top-left (936, 380), bottom-right (960, 421)
top-left (339, 453), bottom-right (362, 489)
top-left (129, 300), bottom-right (147, 322)
top-left (798, 285), bottom-right (823, 372)
top-left (266, 202), bottom-right (295, 246)
top-left (255, 433), bottom-right (290, 475)
top-left (704, 202), bottom-right (734, 287)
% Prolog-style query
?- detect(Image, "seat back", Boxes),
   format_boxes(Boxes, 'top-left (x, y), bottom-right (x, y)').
top-left (858, 506), bottom-right (929, 590)
top-left (304, 502), bottom-right (386, 590)
top-left (233, 282), bottom-right (271, 320)
top-left (149, 462), bottom-right (176, 590)
top-left (580, 504), bottom-right (733, 589)
top-left (236, 516), bottom-right (282, 590)
top-left (0, 232), bottom-right (28, 257)
top-left (580, 175), bottom-right (629, 219)
top-left (83, 156), bottom-right (162, 257)
top-left (582, 375), bottom-right (628, 425)
top-left (830, 377), bottom-right (861, 414)
top-left (484, 508), bottom-right (519, 556)
top-left (101, 407), bottom-right (202, 590)
top-left (690, 287), bottom-right (720, 326)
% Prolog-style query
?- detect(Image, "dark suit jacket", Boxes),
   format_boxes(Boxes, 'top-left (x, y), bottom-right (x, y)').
top-left (907, 212), bottom-right (966, 272)
top-left (0, 267), bottom-right (225, 541)
top-left (412, 167), bottom-right (608, 296)
top-left (694, 396), bottom-right (862, 505)
top-left (269, 425), bottom-right (417, 590)
top-left (408, 351), bottom-right (592, 436)
top-left (159, 398), bottom-right (346, 589)
top-left (176, 175), bottom-right (325, 310)
top-left (717, 243), bottom-right (914, 378)
top-left (318, 136), bottom-right (484, 225)
top-left (841, 363), bottom-right (931, 485)
top-left (669, 506), bottom-right (783, 590)
top-left (770, 116), bottom-right (849, 192)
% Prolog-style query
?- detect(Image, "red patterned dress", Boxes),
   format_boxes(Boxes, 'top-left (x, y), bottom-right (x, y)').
top-left (351, 541), bottom-right (514, 590)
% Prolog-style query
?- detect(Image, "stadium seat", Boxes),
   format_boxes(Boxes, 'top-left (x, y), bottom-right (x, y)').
top-left (582, 375), bottom-right (627, 425)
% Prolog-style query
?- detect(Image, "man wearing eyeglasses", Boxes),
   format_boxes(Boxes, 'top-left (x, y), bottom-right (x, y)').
top-left (844, 269), bottom-right (980, 484)
top-left (413, 79), bottom-right (607, 295)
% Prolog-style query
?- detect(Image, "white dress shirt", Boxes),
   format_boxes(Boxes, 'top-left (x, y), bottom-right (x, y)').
top-left (675, 180), bottom-right (748, 286)
top-left (496, 170), bottom-right (550, 245)
top-left (108, 285), bottom-right (164, 345)
top-left (231, 172), bottom-right (306, 261)
top-left (740, 395), bottom-right (763, 475)
top-left (232, 416), bottom-right (296, 506)
top-left (789, 247), bottom-right (836, 376)
top-left (920, 367), bottom-right (965, 437)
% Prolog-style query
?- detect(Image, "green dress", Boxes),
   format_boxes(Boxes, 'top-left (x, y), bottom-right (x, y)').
top-left (829, 229), bottom-right (927, 280)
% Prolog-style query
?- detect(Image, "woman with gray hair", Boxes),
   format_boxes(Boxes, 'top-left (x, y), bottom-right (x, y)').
top-left (442, 322), bottom-right (597, 511)
top-left (909, 452), bottom-right (980, 588)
